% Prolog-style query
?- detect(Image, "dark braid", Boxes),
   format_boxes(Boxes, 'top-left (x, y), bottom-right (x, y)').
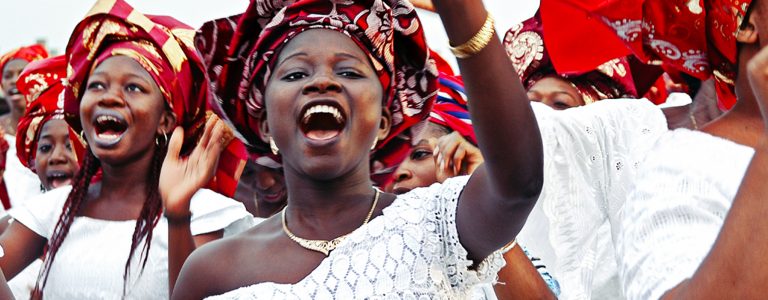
top-left (34, 140), bottom-right (168, 299)
top-left (122, 141), bottom-right (166, 295)
top-left (33, 147), bottom-right (101, 298)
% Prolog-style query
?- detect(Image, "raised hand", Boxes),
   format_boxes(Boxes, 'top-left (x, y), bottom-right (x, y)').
top-left (433, 131), bottom-right (484, 182)
top-left (160, 115), bottom-right (233, 219)
top-left (747, 43), bottom-right (768, 125)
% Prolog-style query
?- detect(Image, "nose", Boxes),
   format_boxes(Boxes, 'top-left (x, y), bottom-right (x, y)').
top-left (47, 143), bottom-right (71, 166)
top-left (255, 170), bottom-right (277, 191)
top-left (302, 72), bottom-right (342, 95)
top-left (98, 86), bottom-right (126, 107)
top-left (393, 165), bottom-right (413, 183)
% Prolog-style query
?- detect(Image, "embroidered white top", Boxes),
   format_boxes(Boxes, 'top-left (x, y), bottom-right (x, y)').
top-left (518, 99), bottom-right (668, 300)
top-left (208, 176), bottom-right (506, 299)
top-left (9, 187), bottom-right (253, 300)
top-left (617, 129), bottom-right (754, 300)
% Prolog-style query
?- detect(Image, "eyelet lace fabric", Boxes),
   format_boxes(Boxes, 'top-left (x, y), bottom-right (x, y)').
top-left (208, 176), bottom-right (505, 299)
top-left (618, 129), bottom-right (755, 300)
top-left (518, 99), bottom-right (668, 299)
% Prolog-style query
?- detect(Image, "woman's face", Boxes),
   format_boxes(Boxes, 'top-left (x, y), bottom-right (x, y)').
top-left (34, 119), bottom-right (80, 190)
top-left (527, 76), bottom-right (585, 110)
top-left (390, 122), bottom-right (446, 194)
top-left (263, 29), bottom-right (386, 180)
top-left (80, 55), bottom-right (172, 166)
top-left (2, 59), bottom-right (31, 113)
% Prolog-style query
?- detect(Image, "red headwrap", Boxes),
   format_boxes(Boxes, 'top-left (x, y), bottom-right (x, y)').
top-left (196, 0), bottom-right (438, 186)
top-left (430, 73), bottom-right (477, 145)
top-left (504, 11), bottom-right (638, 104)
top-left (63, 0), bottom-right (209, 154)
top-left (0, 44), bottom-right (48, 75)
top-left (540, 0), bottom-right (752, 109)
top-left (63, 0), bottom-right (244, 197)
top-left (16, 55), bottom-right (86, 172)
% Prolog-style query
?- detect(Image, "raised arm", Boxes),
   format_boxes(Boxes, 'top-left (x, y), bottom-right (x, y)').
top-left (0, 221), bottom-right (46, 280)
top-left (432, 0), bottom-right (544, 262)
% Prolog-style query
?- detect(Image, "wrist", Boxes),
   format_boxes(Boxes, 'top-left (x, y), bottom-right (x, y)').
top-left (164, 210), bottom-right (192, 224)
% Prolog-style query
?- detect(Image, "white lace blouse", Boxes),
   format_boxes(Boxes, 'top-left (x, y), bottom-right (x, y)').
top-left (3, 134), bottom-right (43, 211)
top-left (9, 186), bottom-right (254, 300)
top-left (617, 129), bottom-right (754, 300)
top-left (208, 176), bottom-right (505, 299)
top-left (517, 99), bottom-right (668, 300)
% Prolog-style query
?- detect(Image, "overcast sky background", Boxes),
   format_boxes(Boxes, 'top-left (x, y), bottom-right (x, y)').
top-left (0, 0), bottom-right (538, 64)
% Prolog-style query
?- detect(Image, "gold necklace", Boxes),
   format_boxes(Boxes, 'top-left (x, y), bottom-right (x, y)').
top-left (282, 189), bottom-right (380, 256)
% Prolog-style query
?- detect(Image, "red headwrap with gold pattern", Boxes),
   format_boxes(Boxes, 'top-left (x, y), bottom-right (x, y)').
top-left (540, 0), bottom-right (752, 109)
top-left (16, 55), bottom-right (86, 172)
top-left (196, 0), bottom-right (438, 186)
top-left (0, 44), bottom-right (48, 75)
top-left (63, 0), bottom-right (209, 154)
top-left (504, 11), bottom-right (638, 104)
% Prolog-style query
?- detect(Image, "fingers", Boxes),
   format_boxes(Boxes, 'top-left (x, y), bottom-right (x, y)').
top-left (198, 114), bottom-right (220, 151)
top-left (435, 132), bottom-right (462, 172)
top-left (165, 126), bottom-right (185, 162)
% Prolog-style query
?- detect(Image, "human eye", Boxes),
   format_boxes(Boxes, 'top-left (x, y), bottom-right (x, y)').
top-left (282, 71), bottom-right (308, 81)
top-left (409, 148), bottom-right (432, 161)
top-left (125, 83), bottom-right (147, 93)
top-left (38, 143), bottom-right (52, 153)
top-left (86, 80), bottom-right (106, 91)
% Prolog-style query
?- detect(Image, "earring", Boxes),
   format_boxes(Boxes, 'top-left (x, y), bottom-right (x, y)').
top-left (78, 130), bottom-right (87, 144)
top-left (270, 137), bottom-right (280, 155)
top-left (156, 129), bottom-right (168, 147)
top-left (371, 139), bottom-right (377, 150)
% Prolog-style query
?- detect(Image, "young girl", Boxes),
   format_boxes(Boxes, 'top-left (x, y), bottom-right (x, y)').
top-left (0, 1), bottom-right (251, 299)
top-left (173, 0), bottom-right (544, 298)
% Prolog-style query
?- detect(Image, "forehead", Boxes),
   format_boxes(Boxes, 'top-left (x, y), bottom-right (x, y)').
top-left (39, 119), bottom-right (71, 137)
top-left (3, 59), bottom-right (29, 74)
top-left (277, 29), bottom-right (370, 64)
top-left (412, 122), bottom-right (448, 145)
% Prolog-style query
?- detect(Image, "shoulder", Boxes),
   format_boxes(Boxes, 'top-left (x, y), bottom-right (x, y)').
top-left (8, 187), bottom-right (71, 238)
top-left (187, 189), bottom-right (253, 235)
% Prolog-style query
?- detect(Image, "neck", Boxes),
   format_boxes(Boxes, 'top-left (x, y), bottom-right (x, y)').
top-left (255, 200), bottom-right (286, 218)
top-left (281, 162), bottom-right (378, 239)
top-left (97, 149), bottom-right (156, 205)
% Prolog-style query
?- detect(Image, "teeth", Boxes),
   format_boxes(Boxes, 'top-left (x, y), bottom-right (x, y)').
top-left (97, 115), bottom-right (119, 124)
top-left (302, 105), bottom-right (343, 124)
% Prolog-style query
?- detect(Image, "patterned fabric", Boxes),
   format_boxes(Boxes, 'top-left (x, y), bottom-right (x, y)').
top-left (0, 44), bottom-right (48, 74)
top-left (430, 73), bottom-right (477, 145)
top-left (503, 11), bottom-right (637, 104)
top-left (196, 0), bottom-right (438, 186)
top-left (207, 176), bottom-right (505, 299)
top-left (16, 55), bottom-right (86, 172)
top-left (539, 0), bottom-right (752, 109)
top-left (63, 0), bottom-right (209, 154)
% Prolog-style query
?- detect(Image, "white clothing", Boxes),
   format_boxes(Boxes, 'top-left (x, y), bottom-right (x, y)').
top-left (208, 176), bottom-right (505, 299)
top-left (617, 129), bottom-right (754, 300)
top-left (10, 187), bottom-right (253, 300)
top-left (517, 99), bottom-right (668, 300)
top-left (3, 134), bottom-right (43, 211)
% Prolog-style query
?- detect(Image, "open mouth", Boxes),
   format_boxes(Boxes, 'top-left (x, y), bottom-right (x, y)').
top-left (92, 113), bottom-right (128, 146)
top-left (46, 171), bottom-right (73, 189)
top-left (257, 188), bottom-right (286, 203)
top-left (7, 88), bottom-right (20, 97)
top-left (299, 102), bottom-right (346, 141)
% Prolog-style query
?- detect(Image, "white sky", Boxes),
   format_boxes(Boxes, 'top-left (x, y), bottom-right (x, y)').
top-left (0, 0), bottom-right (538, 59)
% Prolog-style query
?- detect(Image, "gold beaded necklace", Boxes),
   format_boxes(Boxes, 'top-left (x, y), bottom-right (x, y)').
top-left (281, 189), bottom-right (380, 256)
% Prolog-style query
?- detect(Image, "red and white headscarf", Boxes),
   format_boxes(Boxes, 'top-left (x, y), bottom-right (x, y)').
top-left (197, 0), bottom-right (439, 186)
top-left (16, 55), bottom-right (86, 172)
top-left (0, 44), bottom-right (48, 75)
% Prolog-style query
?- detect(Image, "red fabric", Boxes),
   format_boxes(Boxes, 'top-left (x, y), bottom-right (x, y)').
top-left (540, 0), bottom-right (753, 109)
top-left (64, 0), bottom-right (210, 155)
top-left (16, 55), bottom-right (86, 172)
top-left (197, 0), bottom-right (438, 186)
top-left (504, 11), bottom-right (638, 104)
top-left (430, 73), bottom-right (477, 145)
top-left (0, 44), bottom-right (48, 74)
top-left (0, 180), bottom-right (9, 211)
top-left (0, 131), bottom-right (9, 210)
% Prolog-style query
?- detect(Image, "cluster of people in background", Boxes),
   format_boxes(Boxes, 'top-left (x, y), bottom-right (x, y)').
top-left (0, 0), bottom-right (765, 299)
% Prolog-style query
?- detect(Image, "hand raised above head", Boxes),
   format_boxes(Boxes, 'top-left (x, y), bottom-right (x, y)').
top-left (434, 131), bottom-right (484, 182)
top-left (159, 115), bottom-right (233, 219)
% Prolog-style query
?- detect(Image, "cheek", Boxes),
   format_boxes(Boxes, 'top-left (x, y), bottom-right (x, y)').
top-left (34, 155), bottom-right (47, 173)
top-left (413, 159), bottom-right (438, 183)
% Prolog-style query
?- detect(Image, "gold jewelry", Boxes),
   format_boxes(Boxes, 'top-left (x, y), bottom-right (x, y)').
top-left (282, 188), bottom-right (381, 256)
top-left (269, 136), bottom-right (279, 155)
top-left (449, 13), bottom-right (495, 59)
top-left (689, 112), bottom-right (699, 130)
top-left (371, 139), bottom-right (377, 150)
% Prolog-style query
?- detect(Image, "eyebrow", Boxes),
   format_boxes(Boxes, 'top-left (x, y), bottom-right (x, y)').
top-left (412, 139), bottom-right (431, 147)
top-left (276, 52), bottom-right (309, 69)
top-left (89, 71), bottom-right (153, 84)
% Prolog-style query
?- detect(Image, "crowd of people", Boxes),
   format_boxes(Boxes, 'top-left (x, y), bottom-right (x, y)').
top-left (0, 0), bottom-right (765, 299)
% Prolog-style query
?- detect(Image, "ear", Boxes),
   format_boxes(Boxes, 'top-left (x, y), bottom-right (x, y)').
top-left (737, 11), bottom-right (759, 44)
top-left (376, 107), bottom-right (392, 143)
top-left (157, 110), bottom-right (177, 135)
top-left (257, 110), bottom-right (271, 143)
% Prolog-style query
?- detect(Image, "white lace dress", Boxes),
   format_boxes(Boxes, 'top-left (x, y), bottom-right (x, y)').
top-left (9, 187), bottom-right (254, 299)
top-left (208, 176), bottom-right (506, 299)
top-left (3, 134), bottom-right (43, 211)
top-left (517, 99), bottom-right (669, 300)
top-left (617, 129), bottom-right (754, 300)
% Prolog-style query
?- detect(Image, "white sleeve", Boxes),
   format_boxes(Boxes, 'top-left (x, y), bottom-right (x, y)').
top-left (618, 131), bottom-right (754, 300)
top-left (187, 189), bottom-right (254, 236)
top-left (409, 176), bottom-right (506, 294)
top-left (518, 99), bottom-right (668, 299)
top-left (8, 187), bottom-right (71, 239)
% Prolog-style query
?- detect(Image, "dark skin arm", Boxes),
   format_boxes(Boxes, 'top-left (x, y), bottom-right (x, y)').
top-left (0, 267), bottom-right (14, 300)
top-left (660, 28), bottom-right (768, 300)
top-left (0, 221), bottom-right (46, 280)
top-left (433, 0), bottom-right (544, 262)
top-left (494, 246), bottom-right (556, 300)
top-left (161, 116), bottom-right (231, 294)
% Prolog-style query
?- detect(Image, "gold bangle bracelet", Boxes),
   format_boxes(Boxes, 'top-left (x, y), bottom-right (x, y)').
top-left (449, 13), bottom-right (495, 59)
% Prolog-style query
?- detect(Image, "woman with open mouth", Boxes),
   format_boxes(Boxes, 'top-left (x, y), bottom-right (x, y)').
top-left (0, 1), bottom-right (252, 299)
top-left (173, 0), bottom-right (543, 298)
